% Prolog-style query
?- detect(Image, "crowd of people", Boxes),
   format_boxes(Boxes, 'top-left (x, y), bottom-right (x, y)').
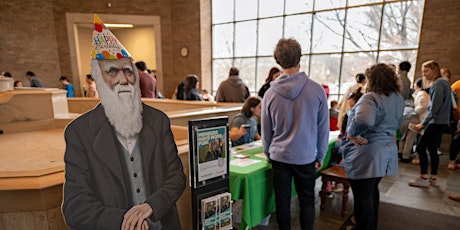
top-left (4, 14), bottom-right (460, 230)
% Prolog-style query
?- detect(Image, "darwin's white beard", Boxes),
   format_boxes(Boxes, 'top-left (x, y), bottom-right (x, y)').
top-left (91, 59), bottom-right (143, 137)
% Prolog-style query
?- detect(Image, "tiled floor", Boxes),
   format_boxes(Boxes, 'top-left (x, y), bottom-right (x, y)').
top-left (233, 146), bottom-right (460, 230)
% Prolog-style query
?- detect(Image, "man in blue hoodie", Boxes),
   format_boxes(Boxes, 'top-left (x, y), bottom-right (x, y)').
top-left (261, 38), bottom-right (329, 229)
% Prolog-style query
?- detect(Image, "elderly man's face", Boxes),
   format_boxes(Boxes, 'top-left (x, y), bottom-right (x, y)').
top-left (98, 58), bottom-right (135, 90)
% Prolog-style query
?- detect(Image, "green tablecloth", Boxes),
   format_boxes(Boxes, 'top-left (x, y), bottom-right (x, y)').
top-left (229, 144), bottom-right (274, 229)
top-left (229, 138), bottom-right (338, 229)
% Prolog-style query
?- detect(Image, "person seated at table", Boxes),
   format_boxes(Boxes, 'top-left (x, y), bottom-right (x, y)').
top-left (229, 96), bottom-right (262, 146)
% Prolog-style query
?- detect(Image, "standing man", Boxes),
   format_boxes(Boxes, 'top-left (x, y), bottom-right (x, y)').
top-left (136, 61), bottom-right (158, 98)
top-left (215, 67), bottom-right (250, 102)
top-left (62, 14), bottom-right (185, 230)
top-left (59, 76), bottom-right (75, 98)
top-left (398, 61), bottom-right (412, 100)
top-left (261, 38), bottom-right (329, 229)
top-left (26, 71), bottom-right (44, 88)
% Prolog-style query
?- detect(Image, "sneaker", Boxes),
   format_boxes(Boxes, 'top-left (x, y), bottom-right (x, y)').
top-left (326, 192), bottom-right (334, 198)
top-left (408, 177), bottom-right (429, 188)
top-left (430, 179), bottom-right (439, 187)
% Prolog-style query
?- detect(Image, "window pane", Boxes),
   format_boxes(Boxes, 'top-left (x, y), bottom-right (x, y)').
top-left (339, 52), bottom-right (376, 99)
top-left (234, 58), bottom-right (257, 93)
top-left (380, 1), bottom-right (424, 49)
top-left (235, 0), bottom-right (258, 21)
top-left (344, 5), bottom-right (382, 52)
top-left (310, 54), bottom-right (341, 96)
top-left (299, 55), bottom-right (311, 76)
top-left (259, 0), bottom-right (284, 18)
top-left (213, 59), bottom-right (233, 93)
top-left (258, 17), bottom-right (283, 56)
top-left (235, 21), bottom-right (257, 57)
top-left (378, 50), bottom-right (418, 83)
top-left (212, 0), bottom-right (234, 23)
top-left (213, 24), bottom-right (233, 58)
top-left (285, 0), bottom-right (314, 14)
top-left (315, 0), bottom-right (346, 11)
top-left (285, 14), bottom-right (312, 54)
top-left (256, 57), bottom-right (280, 91)
top-left (312, 10), bottom-right (345, 53)
top-left (347, 0), bottom-right (383, 7)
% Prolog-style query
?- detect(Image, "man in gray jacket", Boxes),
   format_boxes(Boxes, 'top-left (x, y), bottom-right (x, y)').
top-left (215, 67), bottom-right (250, 102)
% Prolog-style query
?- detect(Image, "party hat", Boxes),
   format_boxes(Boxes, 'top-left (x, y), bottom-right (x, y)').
top-left (91, 14), bottom-right (131, 60)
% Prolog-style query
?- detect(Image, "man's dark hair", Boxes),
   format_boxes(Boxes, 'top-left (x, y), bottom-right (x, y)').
top-left (3, 72), bottom-right (12, 77)
top-left (399, 61), bottom-right (411, 72)
top-left (135, 61), bottom-right (147, 71)
top-left (86, 74), bottom-right (94, 81)
top-left (26, 71), bottom-right (35, 77)
top-left (274, 38), bottom-right (301, 69)
top-left (60, 76), bottom-right (69, 82)
top-left (229, 67), bottom-right (239, 76)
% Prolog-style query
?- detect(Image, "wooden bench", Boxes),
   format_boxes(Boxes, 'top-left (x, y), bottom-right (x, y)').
top-left (319, 165), bottom-right (350, 217)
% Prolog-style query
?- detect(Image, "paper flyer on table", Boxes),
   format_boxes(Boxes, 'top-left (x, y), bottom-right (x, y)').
top-left (230, 158), bottom-right (261, 167)
top-left (196, 126), bottom-right (228, 182)
top-left (254, 153), bottom-right (267, 159)
top-left (232, 140), bottom-right (262, 153)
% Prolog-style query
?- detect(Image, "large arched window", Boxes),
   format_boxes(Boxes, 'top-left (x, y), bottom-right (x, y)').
top-left (211, 0), bottom-right (424, 101)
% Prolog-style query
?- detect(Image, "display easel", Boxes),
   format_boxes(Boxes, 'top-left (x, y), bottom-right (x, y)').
top-left (188, 117), bottom-right (232, 230)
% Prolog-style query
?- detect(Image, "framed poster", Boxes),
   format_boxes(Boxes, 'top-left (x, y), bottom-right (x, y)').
top-left (189, 117), bottom-right (229, 189)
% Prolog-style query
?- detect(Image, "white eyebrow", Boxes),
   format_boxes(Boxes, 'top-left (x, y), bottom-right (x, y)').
top-left (102, 62), bottom-right (133, 71)
top-left (122, 65), bottom-right (133, 71)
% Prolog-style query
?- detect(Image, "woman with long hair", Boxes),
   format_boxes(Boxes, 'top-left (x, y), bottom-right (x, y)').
top-left (343, 63), bottom-right (404, 230)
top-left (258, 67), bottom-right (281, 98)
top-left (409, 60), bottom-right (452, 187)
top-left (183, 74), bottom-right (203, 101)
top-left (229, 96), bottom-right (262, 146)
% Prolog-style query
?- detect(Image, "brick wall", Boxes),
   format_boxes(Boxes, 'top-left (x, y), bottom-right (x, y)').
top-left (0, 0), bottom-right (61, 88)
top-left (0, 0), bottom-right (201, 97)
top-left (415, 0), bottom-right (460, 83)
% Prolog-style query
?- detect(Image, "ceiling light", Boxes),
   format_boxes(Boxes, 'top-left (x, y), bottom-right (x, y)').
top-left (105, 23), bottom-right (133, 28)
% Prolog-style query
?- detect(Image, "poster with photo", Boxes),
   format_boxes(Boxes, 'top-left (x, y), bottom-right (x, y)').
top-left (201, 195), bottom-right (219, 230)
top-left (219, 193), bottom-right (232, 230)
top-left (196, 126), bottom-right (228, 182)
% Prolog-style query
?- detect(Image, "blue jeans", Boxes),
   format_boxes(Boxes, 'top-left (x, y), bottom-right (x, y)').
top-left (271, 160), bottom-right (316, 230)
